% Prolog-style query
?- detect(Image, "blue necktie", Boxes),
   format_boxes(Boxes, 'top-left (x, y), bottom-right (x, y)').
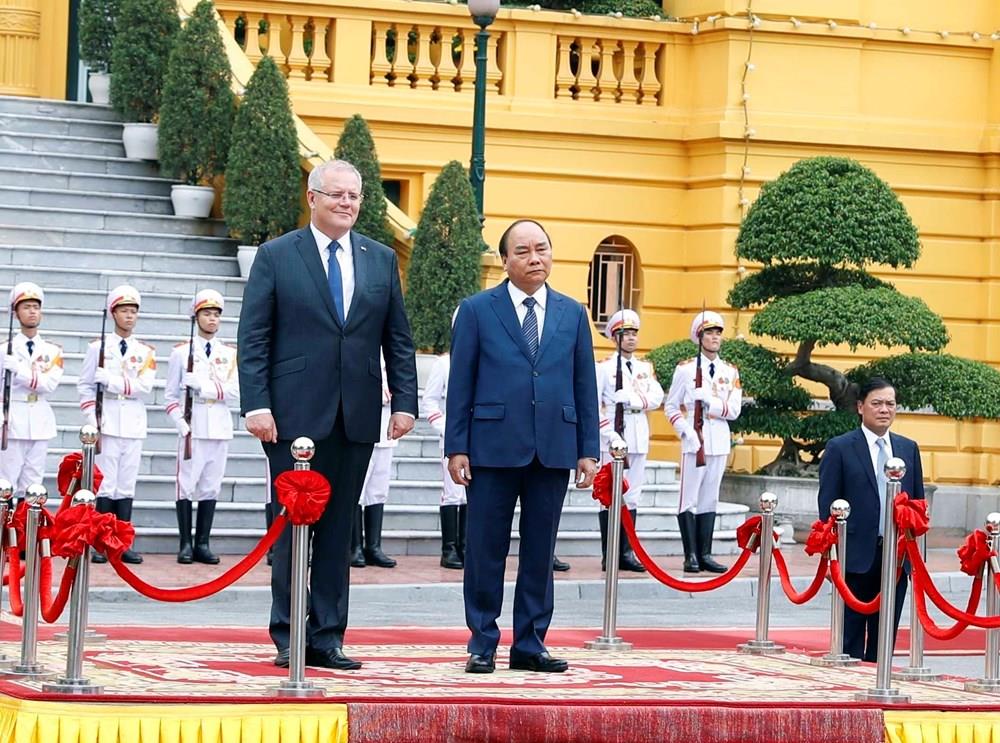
top-left (26, 340), bottom-right (33, 357)
top-left (119, 338), bottom-right (127, 356)
top-left (709, 362), bottom-right (715, 378)
top-left (327, 241), bottom-right (345, 325)
top-left (205, 341), bottom-right (212, 358)
top-left (522, 297), bottom-right (538, 360)
top-left (875, 437), bottom-right (888, 537)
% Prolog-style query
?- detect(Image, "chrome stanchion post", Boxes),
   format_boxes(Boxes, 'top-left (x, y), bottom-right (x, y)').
top-left (738, 492), bottom-right (784, 654)
top-left (0, 479), bottom-right (14, 666)
top-left (965, 513), bottom-right (1000, 692)
top-left (43, 487), bottom-right (103, 694)
top-left (894, 502), bottom-right (940, 681)
top-left (274, 437), bottom-right (324, 698)
top-left (857, 457), bottom-right (910, 703)
top-left (585, 437), bottom-right (632, 651)
top-left (6, 484), bottom-right (53, 677)
top-left (812, 499), bottom-right (860, 667)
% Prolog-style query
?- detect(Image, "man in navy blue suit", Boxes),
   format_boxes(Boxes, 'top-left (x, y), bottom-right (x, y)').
top-left (445, 219), bottom-right (600, 674)
top-left (818, 376), bottom-right (924, 662)
top-left (238, 159), bottom-right (417, 671)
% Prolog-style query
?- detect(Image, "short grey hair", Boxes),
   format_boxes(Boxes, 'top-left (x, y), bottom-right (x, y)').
top-left (308, 159), bottom-right (363, 192)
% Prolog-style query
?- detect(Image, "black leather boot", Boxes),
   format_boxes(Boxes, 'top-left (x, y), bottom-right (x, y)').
top-left (619, 509), bottom-right (646, 572)
top-left (115, 498), bottom-right (143, 565)
top-left (193, 500), bottom-right (221, 564)
top-left (91, 496), bottom-right (113, 563)
top-left (350, 506), bottom-right (365, 568)
top-left (175, 499), bottom-right (193, 564)
top-left (457, 504), bottom-right (467, 563)
top-left (439, 505), bottom-right (463, 569)
top-left (363, 504), bottom-right (397, 567)
top-left (696, 512), bottom-right (726, 573)
top-left (677, 510), bottom-right (700, 573)
top-left (598, 509), bottom-right (609, 571)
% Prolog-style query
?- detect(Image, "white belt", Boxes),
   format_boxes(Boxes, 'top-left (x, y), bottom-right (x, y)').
top-left (11, 393), bottom-right (40, 403)
top-left (194, 398), bottom-right (217, 406)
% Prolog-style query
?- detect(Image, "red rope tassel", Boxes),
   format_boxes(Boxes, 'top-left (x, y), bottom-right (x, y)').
top-left (109, 515), bottom-right (286, 602)
top-left (772, 549), bottom-right (828, 605)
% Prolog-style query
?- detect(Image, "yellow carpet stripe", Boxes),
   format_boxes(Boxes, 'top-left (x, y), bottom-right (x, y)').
top-left (885, 711), bottom-right (1000, 742)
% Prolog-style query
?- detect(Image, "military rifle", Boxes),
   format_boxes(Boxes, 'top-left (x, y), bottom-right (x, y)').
top-left (182, 315), bottom-right (195, 461)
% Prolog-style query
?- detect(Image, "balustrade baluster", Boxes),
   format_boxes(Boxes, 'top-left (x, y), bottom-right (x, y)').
top-left (596, 39), bottom-right (620, 103)
top-left (263, 14), bottom-right (286, 74)
top-left (555, 36), bottom-right (578, 99)
top-left (413, 26), bottom-right (437, 89)
top-left (371, 22), bottom-right (395, 86)
top-left (619, 41), bottom-right (641, 104)
top-left (457, 28), bottom-right (477, 92)
top-left (637, 43), bottom-right (661, 105)
top-left (577, 37), bottom-right (599, 102)
top-left (286, 15), bottom-right (310, 80)
top-left (486, 32), bottom-right (502, 93)
top-left (309, 18), bottom-right (332, 83)
top-left (243, 13), bottom-right (264, 65)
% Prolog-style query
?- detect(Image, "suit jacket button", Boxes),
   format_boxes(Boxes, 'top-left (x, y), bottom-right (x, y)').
top-left (533, 371), bottom-right (539, 377)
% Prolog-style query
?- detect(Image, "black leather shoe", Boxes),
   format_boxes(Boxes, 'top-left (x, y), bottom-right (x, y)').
top-left (619, 551), bottom-right (647, 573)
top-left (465, 653), bottom-right (495, 673)
top-left (91, 551), bottom-right (108, 564)
top-left (683, 555), bottom-right (701, 573)
top-left (509, 651), bottom-right (568, 673)
top-left (120, 549), bottom-right (143, 565)
top-left (699, 555), bottom-right (727, 574)
top-left (273, 648), bottom-right (289, 668)
top-left (350, 546), bottom-right (366, 568)
top-left (364, 547), bottom-right (397, 568)
top-left (306, 647), bottom-right (362, 670)
top-left (552, 555), bottom-right (571, 572)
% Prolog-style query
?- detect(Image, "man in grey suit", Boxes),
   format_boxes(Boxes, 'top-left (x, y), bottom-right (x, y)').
top-left (238, 159), bottom-right (418, 670)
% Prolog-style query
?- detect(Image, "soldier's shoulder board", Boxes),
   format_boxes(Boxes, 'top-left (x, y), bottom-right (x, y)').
top-left (174, 341), bottom-right (187, 349)
top-left (679, 358), bottom-right (695, 367)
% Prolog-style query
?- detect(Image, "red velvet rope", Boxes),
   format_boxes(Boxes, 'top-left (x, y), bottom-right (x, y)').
top-left (911, 567), bottom-right (982, 641)
top-left (623, 508), bottom-right (755, 592)
top-left (904, 539), bottom-right (1000, 629)
top-left (109, 514), bottom-right (287, 602)
top-left (771, 549), bottom-right (829, 605)
top-left (829, 560), bottom-right (881, 615)
top-left (40, 561), bottom-right (76, 623)
top-left (6, 546), bottom-right (21, 617)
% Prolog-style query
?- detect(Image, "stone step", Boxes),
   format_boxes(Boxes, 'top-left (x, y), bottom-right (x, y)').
top-left (0, 264), bottom-right (246, 297)
top-left (0, 285), bottom-right (244, 316)
top-left (0, 224), bottom-right (234, 255)
top-left (0, 185), bottom-right (174, 215)
top-left (0, 111), bottom-right (123, 139)
top-left (0, 167), bottom-right (173, 197)
top-left (0, 148), bottom-right (160, 178)
top-left (0, 245), bottom-right (238, 281)
top-left (0, 96), bottom-right (121, 122)
top-left (0, 205), bottom-right (228, 238)
top-left (0, 131), bottom-right (124, 158)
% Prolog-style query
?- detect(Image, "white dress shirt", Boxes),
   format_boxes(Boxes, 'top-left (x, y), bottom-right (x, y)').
top-left (507, 282), bottom-right (547, 338)
top-left (310, 222), bottom-right (355, 320)
top-left (861, 424), bottom-right (893, 480)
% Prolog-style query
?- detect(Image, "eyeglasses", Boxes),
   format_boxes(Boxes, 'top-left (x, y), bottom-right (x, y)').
top-left (311, 188), bottom-right (363, 204)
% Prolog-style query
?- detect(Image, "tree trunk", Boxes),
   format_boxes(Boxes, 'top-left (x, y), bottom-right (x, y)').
top-left (785, 339), bottom-right (855, 410)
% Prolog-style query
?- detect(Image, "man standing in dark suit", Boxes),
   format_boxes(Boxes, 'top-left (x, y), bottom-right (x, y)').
top-left (818, 376), bottom-right (924, 662)
top-left (238, 159), bottom-right (417, 670)
top-left (445, 219), bottom-right (600, 675)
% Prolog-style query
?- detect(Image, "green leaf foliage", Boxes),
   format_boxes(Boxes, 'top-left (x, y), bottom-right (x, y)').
top-left (222, 56), bottom-right (301, 246)
top-left (109, 0), bottom-right (179, 122)
top-left (158, 0), bottom-right (233, 185)
top-left (728, 264), bottom-right (894, 310)
top-left (79, 0), bottom-right (118, 70)
top-left (334, 115), bottom-right (394, 247)
top-left (849, 353), bottom-right (1000, 419)
top-left (729, 405), bottom-right (803, 440)
top-left (750, 286), bottom-right (948, 352)
top-left (797, 409), bottom-right (860, 445)
top-left (736, 157), bottom-right (920, 268)
top-left (406, 161), bottom-right (482, 353)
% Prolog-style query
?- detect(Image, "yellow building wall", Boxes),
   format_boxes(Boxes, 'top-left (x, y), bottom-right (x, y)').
top-left (0, 0), bottom-right (68, 98)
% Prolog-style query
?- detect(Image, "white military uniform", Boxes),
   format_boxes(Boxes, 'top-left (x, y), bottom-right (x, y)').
top-left (597, 352), bottom-right (664, 509)
top-left (165, 336), bottom-right (239, 502)
top-left (664, 351), bottom-right (742, 515)
top-left (420, 352), bottom-right (466, 506)
top-left (360, 354), bottom-right (396, 507)
top-left (0, 283), bottom-right (63, 497)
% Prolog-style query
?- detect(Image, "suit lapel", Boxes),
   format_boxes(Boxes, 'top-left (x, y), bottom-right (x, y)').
top-left (296, 228), bottom-right (340, 326)
top-left (490, 281), bottom-right (534, 362)
top-left (536, 288), bottom-right (567, 365)
top-left (851, 428), bottom-right (878, 495)
top-left (345, 230), bottom-right (368, 331)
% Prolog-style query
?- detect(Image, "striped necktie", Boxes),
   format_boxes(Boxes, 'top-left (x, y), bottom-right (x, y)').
top-left (522, 297), bottom-right (539, 360)
top-left (875, 437), bottom-right (888, 537)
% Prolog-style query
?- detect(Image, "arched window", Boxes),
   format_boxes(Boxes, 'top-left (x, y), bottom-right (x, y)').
top-left (587, 236), bottom-right (641, 332)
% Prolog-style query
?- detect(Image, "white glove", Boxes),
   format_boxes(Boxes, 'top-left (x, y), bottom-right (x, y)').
top-left (612, 389), bottom-right (631, 405)
top-left (3, 354), bottom-right (18, 373)
top-left (692, 386), bottom-right (710, 402)
top-left (94, 367), bottom-right (111, 387)
top-left (182, 371), bottom-right (203, 394)
top-left (84, 410), bottom-right (97, 428)
top-left (679, 423), bottom-right (697, 441)
top-left (175, 419), bottom-right (191, 437)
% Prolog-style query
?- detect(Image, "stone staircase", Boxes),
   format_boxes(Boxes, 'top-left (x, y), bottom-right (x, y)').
top-left (0, 94), bottom-right (749, 558)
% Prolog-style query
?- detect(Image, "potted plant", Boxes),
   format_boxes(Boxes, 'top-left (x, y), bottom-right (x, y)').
top-left (78, 0), bottom-right (118, 104)
top-left (223, 55), bottom-right (301, 278)
top-left (158, 0), bottom-right (234, 218)
top-left (109, 0), bottom-right (179, 160)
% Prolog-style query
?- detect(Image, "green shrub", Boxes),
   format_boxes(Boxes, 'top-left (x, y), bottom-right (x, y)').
top-left (222, 56), bottom-right (301, 245)
top-left (109, 0), bottom-right (179, 122)
top-left (334, 115), bottom-right (395, 247)
top-left (79, 0), bottom-right (119, 70)
top-left (158, 0), bottom-right (233, 185)
top-left (406, 161), bottom-right (482, 353)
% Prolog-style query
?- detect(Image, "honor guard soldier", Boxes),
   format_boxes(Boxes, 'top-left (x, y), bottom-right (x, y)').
top-left (164, 289), bottom-right (239, 565)
top-left (352, 352), bottom-right (397, 568)
top-left (664, 310), bottom-right (742, 574)
top-left (0, 283), bottom-right (64, 499)
top-left (596, 309), bottom-right (663, 572)
top-left (78, 285), bottom-right (156, 564)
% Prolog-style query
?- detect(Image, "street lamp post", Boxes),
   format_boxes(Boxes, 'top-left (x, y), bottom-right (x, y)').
top-left (467, 0), bottom-right (500, 224)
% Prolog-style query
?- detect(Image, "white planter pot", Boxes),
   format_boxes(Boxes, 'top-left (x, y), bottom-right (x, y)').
top-left (237, 245), bottom-right (258, 279)
top-left (121, 122), bottom-right (158, 160)
top-left (170, 184), bottom-right (215, 218)
top-left (88, 71), bottom-right (111, 105)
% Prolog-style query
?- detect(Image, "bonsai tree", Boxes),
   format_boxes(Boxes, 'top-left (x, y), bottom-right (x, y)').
top-left (109, 0), bottom-right (179, 122)
top-left (223, 55), bottom-right (301, 246)
top-left (650, 156), bottom-right (1000, 476)
top-left (334, 115), bottom-right (395, 247)
top-left (79, 0), bottom-right (119, 71)
top-left (406, 161), bottom-right (482, 353)
top-left (158, 0), bottom-right (234, 185)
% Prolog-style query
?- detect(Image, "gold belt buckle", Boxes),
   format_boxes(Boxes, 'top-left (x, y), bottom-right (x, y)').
top-left (25, 393), bottom-right (37, 404)
top-left (204, 398), bottom-right (215, 406)
top-left (116, 394), bottom-right (127, 401)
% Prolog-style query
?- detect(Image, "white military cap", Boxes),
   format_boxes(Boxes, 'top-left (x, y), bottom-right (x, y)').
top-left (107, 285), bottom-right (141, 313)
top-left (192, 289), bottom-right (224, 315)
top-left (605, 309), bottom-right (640, 340)
top-left (9, 282), bottom-right (44, 310)
top-left (690, 310), bottom-right (725, 344)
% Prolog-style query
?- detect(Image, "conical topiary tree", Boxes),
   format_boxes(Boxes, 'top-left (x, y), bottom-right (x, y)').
top-left (158, 0), bottom-right (233, 185)
top-left (406, 161), bottom-right (482, 353)
top-left (334, 114), bottom-right (394, 247)
top-left (649, 156), bottom-right (1000, 476)
top-left (223, 56), bottom-right (301, 246)
top-left (109, 0), bottom-right (179, 122)
top-left (79, 0), bottom-right (119, 71)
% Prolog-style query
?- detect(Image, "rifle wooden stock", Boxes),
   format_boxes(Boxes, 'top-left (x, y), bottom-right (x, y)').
top-left (694, 346), bottom-right (706, 468)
